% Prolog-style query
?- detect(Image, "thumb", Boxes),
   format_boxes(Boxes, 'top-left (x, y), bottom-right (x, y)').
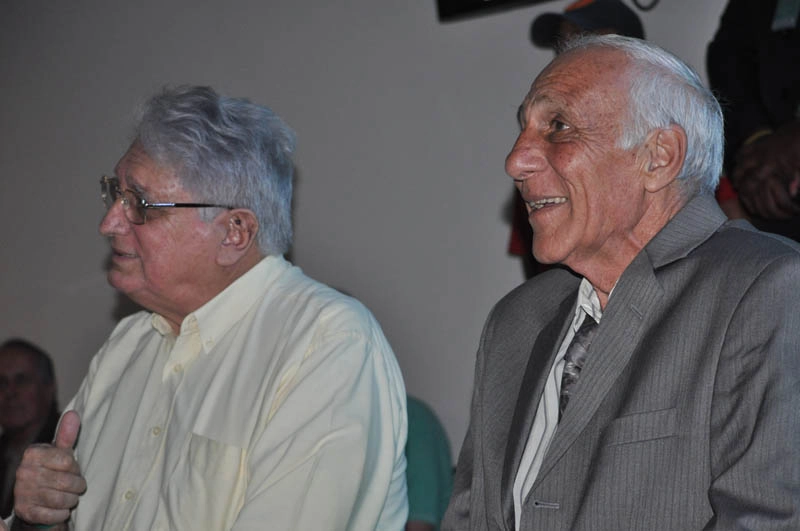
top-left (53, 410), bottom-right (81, 449)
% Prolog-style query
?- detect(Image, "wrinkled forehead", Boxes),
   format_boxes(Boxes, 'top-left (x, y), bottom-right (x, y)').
top-left (547, 46), bottom-right (628, 86)
top-left (520, 47), bottom-right (631, 117)
top-left (114, 142), bottom-right (180, 192)
top-left (115, 142), bottom-right (153, 174)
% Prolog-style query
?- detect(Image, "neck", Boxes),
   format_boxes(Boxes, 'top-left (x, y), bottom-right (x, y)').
top-left (162, 251), bottom-right (266, 334)
top-left (577, 192), bottom-right (687, 309)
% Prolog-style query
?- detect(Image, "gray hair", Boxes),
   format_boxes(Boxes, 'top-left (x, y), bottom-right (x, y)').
top-left (134, 85), bottom-right (296, 256)
top-left (560, 35), bottom-right (724, 197)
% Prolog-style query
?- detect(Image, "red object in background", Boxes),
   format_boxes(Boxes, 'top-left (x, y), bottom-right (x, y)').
top-left (716, 175), bottom-right (738, 202)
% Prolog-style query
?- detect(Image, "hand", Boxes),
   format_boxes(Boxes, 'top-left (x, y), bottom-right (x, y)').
top-left (13, 411), bottom-right (86, 527)
top-left (731, 122), bottom-right (800, 220)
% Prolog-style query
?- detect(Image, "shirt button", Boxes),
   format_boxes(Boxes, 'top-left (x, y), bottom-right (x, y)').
top-left (173, 363), bottom-right (183, 373)
top-left (124, 490), bottom-right (135, 501)
top-left (151, 426), bottom-right (162, 436)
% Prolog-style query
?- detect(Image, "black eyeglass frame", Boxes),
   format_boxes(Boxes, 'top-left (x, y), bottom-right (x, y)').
top-left (100, 175), bottom-right (234, 225)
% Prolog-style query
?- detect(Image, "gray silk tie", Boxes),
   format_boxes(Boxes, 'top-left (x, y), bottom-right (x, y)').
top-left (559, 317), bottom-right (599, 420)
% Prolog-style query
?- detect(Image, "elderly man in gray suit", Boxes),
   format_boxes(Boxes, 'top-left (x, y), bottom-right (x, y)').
top-left (443, 34), bottom-right (800, 531)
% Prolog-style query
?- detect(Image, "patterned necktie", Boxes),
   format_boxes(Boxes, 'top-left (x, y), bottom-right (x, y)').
top-left (559, 317), bottom-right (599, 420)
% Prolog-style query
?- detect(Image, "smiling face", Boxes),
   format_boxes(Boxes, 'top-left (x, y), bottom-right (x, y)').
top-left (505, 47), bottom-right (656, 289)
top-left (99, 142), bottom-right (230, 330)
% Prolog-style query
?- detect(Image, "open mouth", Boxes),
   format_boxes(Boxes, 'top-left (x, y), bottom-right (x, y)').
top-left (528, 197), bottom-right (567, 211)
top-left (112, 247), bottom-right (137, 258)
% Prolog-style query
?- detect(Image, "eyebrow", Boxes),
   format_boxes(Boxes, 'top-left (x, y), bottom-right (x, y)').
top-left (127, 179), bottom-right (147, 195)
top-left (528, 92), bottom-right (561, 109)
top-left (516, 92), bottom-right (556, 127)
top-left (114, 171), bottom-right (147, 195)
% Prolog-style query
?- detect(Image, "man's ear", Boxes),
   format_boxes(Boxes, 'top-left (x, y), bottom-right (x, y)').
top-left (641, 124), bottom-right (687, 193)
top-left (217, 209), bottom-right (259, 266)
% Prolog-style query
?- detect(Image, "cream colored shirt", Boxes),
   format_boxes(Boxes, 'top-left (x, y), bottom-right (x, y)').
top-left (64, 256), bottom-right (408, 530)
top-left (512, 277), bottom-right (602, 530)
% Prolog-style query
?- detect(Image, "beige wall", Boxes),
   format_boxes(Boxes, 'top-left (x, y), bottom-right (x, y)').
top-left (0, 0), bottom-right (728, 454)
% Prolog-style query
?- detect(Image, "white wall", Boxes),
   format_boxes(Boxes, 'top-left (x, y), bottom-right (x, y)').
top-left (0, 0), bottom-right (727, 455)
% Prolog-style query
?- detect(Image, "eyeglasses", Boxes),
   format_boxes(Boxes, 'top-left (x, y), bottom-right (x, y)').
top-left (100, 175), bottom-right (233, 225)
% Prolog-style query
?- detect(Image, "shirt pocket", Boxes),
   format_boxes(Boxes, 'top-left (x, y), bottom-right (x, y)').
top-left (601, 407), bottom-right (678, 447)
top-left (160, 432), bottom-right (248, 529)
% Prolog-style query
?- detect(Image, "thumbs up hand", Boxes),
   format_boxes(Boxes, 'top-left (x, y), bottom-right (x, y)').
top-left (13, 411), bottom-right (86, 529)
top-left (52, 410), bottom-right (81, 451)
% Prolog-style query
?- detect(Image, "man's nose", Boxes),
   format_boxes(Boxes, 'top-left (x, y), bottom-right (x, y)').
top-left (99, 198), bottom-right (130, 236)
top-left (505, 129), bottom-right (547, 183)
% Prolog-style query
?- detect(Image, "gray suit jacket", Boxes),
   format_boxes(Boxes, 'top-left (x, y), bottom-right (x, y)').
top-left (443, 195), bottom-right (800, 530)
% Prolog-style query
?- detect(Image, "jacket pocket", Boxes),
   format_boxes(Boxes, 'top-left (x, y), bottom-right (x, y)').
top-left (602, 407), bottom-right (677, 447)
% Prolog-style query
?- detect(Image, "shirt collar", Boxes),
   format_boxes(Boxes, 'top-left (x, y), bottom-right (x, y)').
top-left (572, 277), bottom-right (603, 331)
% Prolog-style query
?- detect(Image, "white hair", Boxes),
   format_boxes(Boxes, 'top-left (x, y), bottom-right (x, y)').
top-left (560, 34), bottom-right (724, 196)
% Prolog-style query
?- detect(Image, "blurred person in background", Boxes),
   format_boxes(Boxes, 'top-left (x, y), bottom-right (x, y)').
top-left (0, 339), bottom-right (59, 519)
top-left (707, 0), bottom-right (800, 239)
top-left (406, 396), bottom-right (453, 531)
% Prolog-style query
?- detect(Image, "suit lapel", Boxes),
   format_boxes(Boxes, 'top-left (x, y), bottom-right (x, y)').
top-left (500, 294), bottom-right (576, 529)
top-left (534, 251), bottom-right (664, 486)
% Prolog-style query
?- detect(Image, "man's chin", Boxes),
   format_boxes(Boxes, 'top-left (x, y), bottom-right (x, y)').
top-left (107, 270), bottom-right (140, 296)
top-left (531, 248), bottom-right (561, 266)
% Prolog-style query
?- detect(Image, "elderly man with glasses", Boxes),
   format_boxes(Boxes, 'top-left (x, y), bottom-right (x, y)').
top-left (8, 85), bottom-right (408, 531)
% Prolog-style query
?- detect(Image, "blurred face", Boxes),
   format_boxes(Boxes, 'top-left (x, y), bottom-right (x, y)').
top-left (505, 48), bottom-right (648, 277)
top-left (0, 347), bottom-right (53, 434)
top-left (99, 143), bottom-right (227, 328)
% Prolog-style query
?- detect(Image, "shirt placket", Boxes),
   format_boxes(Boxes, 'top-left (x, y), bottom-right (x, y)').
top-left (112, 318), bottom-right (203, 531)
